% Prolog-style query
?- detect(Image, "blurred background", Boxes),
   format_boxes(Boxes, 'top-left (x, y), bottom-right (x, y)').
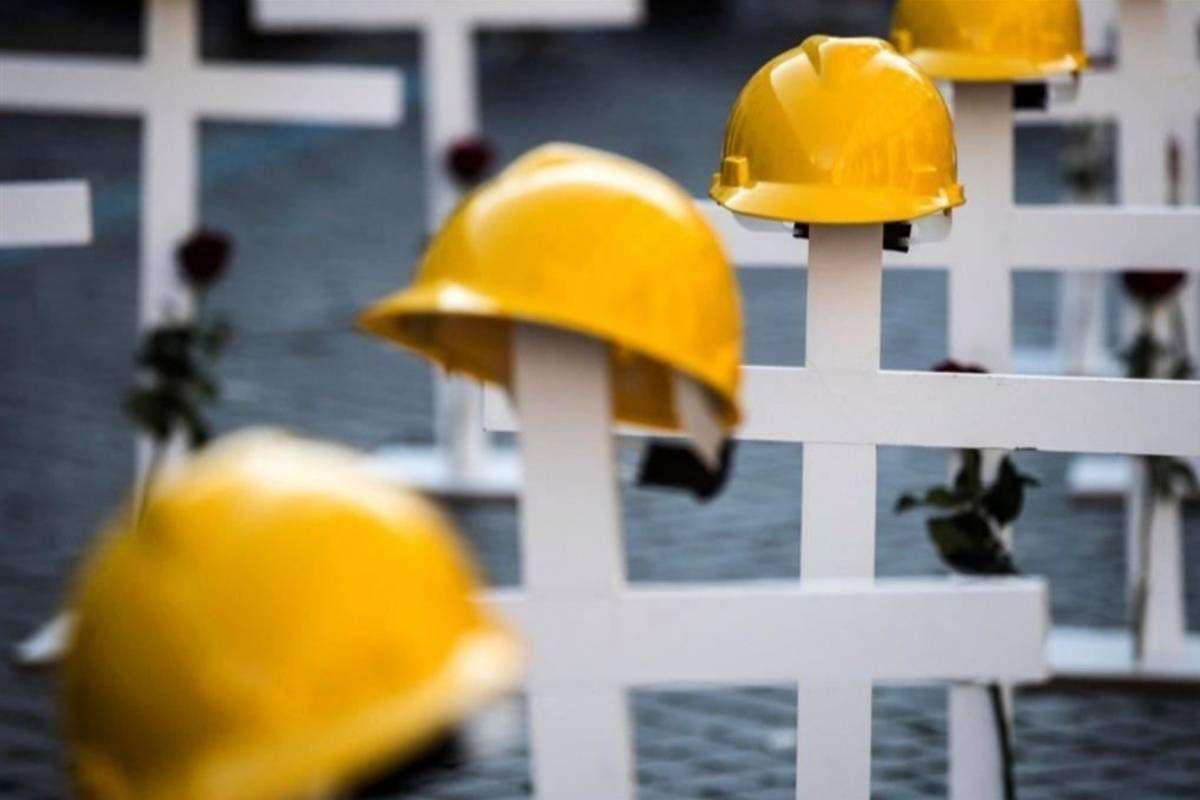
top-left (1, 1), bottom-right (1198, 798)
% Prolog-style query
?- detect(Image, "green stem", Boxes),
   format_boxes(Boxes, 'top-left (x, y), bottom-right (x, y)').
top-left (137, 437), bottom-right (168, 524)
top-left (1132, 460), bottom-right (1154, 663)
top-left (988, 682), bottom-right (1016, 800)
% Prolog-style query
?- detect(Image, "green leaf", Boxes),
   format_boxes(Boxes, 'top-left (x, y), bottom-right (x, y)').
top-left (124, 387), bottom-right (173, 440)
top-left (924, 486), bottom-right (959, 508)
top-left (1120, 330), bottom-right (1163, 379)
top-left (927, 511), bottom-right (1019, 576)
top-left (895, 493), bottom-right (921, 514)
top-left (983, 456), bottom-right (1035, 527)
top-left (1169, 357), bottom-right (1194, 381)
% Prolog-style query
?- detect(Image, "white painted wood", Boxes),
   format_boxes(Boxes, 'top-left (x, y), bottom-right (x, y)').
top-left (699, 199), bottom-right (1200, 273)
top-left (254, 0), bottom-right (642, 30)
top-left (489, 580), bottom-right (1048, 684)
top-left (0, 181), bottom-right (91, 248)
top-left (950, 685), bottom-right (1005, 800)
top-left (795, 224), bottom-right (883, 800)
top-left (951, 82), bottom-right (1014, 371)
top-left (512, 324), bottom-right (632, 800)
top-left (487, 368), bottom-right (1200, 457)
top-left (1048, 625), bottom-right (1200, 683)
top-left (946, 81), bottom-right (1017, 800)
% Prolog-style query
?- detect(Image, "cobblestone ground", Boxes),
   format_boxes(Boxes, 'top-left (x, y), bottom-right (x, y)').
top-left (2, 2), bottom-right (1199, 798)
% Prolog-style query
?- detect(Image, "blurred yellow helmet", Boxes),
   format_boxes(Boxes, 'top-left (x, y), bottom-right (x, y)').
top-left (61, 431), bottom-right (522, 800)
top-left (891, 0), bottom-right (1088, 82)
top-left (359, 143), bottom-right (742, 431)
top-left (711, 36), bottom-right (964, 225)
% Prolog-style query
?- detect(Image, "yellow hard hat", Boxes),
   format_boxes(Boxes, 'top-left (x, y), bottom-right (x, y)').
top-left (891, 0), bottom-right (1088, 82)
top-left (359, 143), bottom-right (743, 432)
top-left (60, 430), bottom-right (522, 800)
top-left (711, 35), bottom-right (965, 225)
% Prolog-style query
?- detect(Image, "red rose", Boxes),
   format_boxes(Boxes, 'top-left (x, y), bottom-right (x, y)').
top-left (445, 136), bottom-right (495, 185)
top-left (1121, 271), bottom-right (1186, 304)
top-left (177, 229), bottom-right (233, 289)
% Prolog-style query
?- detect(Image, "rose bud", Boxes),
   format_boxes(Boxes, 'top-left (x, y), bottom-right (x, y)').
top-left (1121, 271), bottom-right (1186, 305)
top-left (177, 229), bottom-right (233, 289)
top-left (932, 359), bottom-right (988, 374)
top-left (445, 136), bottom-right (495, 185)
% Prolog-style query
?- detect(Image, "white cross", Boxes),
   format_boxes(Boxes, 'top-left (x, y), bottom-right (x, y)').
top-left (1, 0), bottom-right (403, 667)
top-left (694, 86), bottom-right (1200, 686)
top-left (0, 180), bottom-right (91, 249)
top-left (252, 0), bottom-right (643, 499)
top-left (0, 0), bottom-right (403, 333)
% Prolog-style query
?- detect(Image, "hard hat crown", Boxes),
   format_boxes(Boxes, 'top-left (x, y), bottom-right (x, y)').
top-left (360, 143), bottom-right (743, 431)
top-left (711, 35), bottom-right (964, 225)
top-left (891, 0), bottom-right (1088, 82)
top-left (61, 431), bottom-right (521, 800)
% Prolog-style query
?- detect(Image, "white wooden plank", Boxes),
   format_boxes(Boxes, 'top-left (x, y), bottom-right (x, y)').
top-left (0, 181), bottom-right (91, 248)
top-left (950, 686), bottom-right (1006, 800)
top-left (796, 224), bottom-right (883, 799)
top-left (1049, 625), bottom-right (1200, 682)
top-left (1010, 207), bottom-right (1200, 271)
top-left (485, 579), bottom-right (1048, 684)
top-left (699, 199), bottom-right (1200, 274)
top-left (951, 82), bottom-right (1013, 370)
top-left (513, 325), bottom-right (633, 799)
top-left (193, 67), bottom-right (402, 123)
top-left (0, 57), bottom-right (148, 113)
top-left (255, 0), bottom-right (643, 30)
top-left (488, 369), bottom-right (1200, 456)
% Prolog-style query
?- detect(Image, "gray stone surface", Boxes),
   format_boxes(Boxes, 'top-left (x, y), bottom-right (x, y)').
top-left (2, 2), bottom-right (1199, 798)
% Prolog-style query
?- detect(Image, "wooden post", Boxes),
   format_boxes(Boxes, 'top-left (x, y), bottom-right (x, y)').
top-left (796, 223), bottom-right (882, 799)
top-left (513, 324), bottom-right (634, 800)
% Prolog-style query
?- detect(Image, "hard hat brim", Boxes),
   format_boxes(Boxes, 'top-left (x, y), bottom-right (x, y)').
top-left (903, 48), bottom-right (1088, 82)
top-left (710, 176), bottom-right (965, 225)
top-left (358, 281), bottom-right (743, 432)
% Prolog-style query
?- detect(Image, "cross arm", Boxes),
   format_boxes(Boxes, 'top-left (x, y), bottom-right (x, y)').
top-left (195, 65), bottom-right (403, 125)
top-left (254, 0), bottom-right (643, 30)
top-left (1010, 206), bottom-right (1200, 271)
top-left (487, 578), bottom-right (1047, 684)
top-left (0, 181), bottom-right (91, 248)
top-left (485, 369), bottom-right (1200, 456)
top-left (0, 55), bottom-right (147, 114)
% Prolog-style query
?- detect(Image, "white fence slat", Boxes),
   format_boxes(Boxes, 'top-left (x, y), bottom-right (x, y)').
top-left (947, 80), bottom-right (1016, 800)
top-left (486, 369), bottom-right (1200, 456)
top-left (255, 0), bottom-right (643, 29)
top-left (701, 199), bottom-right (1200, 273)
top-left (950, 686), bottom-right (1006, 800)
top-left (487, 579), bottom-right (1048, 685)
top-left (513, 324), bottom-right (633, 799)
top-left (0, 181), bottom-right (91, 248)
top-left (795, 224), bottom-right (884, 798)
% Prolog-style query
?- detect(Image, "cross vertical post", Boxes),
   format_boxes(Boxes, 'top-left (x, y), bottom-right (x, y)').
top-left (796, 223), bottom-right (883, 799)
top-left (421, 13), bottom-right (492, 484)
top-left (1111, 0), bottom-right (1188, 669)
top-left (946, 80), bottom-right (1017, 800)
top-left (513, 324), bottom-right (633, 800)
